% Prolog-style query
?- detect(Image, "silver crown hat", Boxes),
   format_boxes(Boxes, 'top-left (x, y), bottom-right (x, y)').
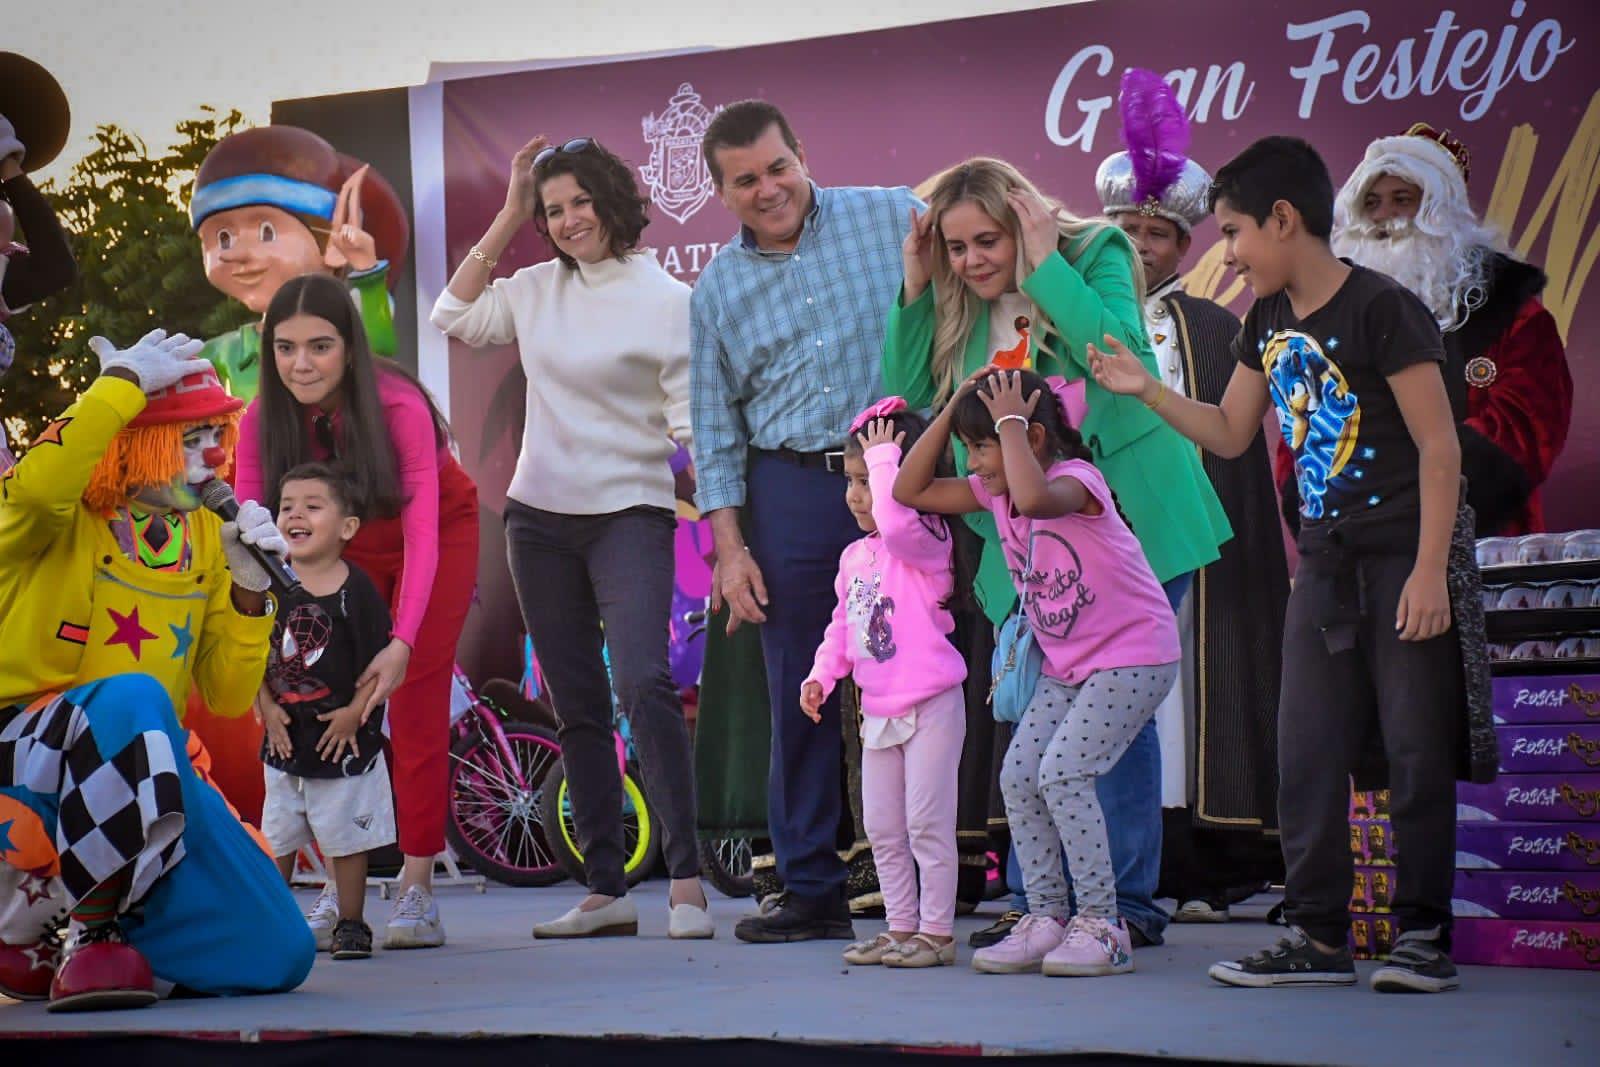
top-left (1096, 152), bottom-right (1213, 233)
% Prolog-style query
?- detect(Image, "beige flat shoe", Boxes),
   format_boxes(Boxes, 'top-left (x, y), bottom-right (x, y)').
top-left (532, 895), bottom-right (638, 939)
top-left (882, 933), bottom-right (956, 968)
top-left (842, 932), bottom-right (902, 965)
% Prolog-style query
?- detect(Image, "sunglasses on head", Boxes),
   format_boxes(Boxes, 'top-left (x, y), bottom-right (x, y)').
top-left (534, 137), bottom-right (595, 169)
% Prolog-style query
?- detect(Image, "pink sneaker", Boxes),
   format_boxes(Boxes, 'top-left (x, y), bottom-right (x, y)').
top-left (1042, 915), bottom-right (1135, 977)
top-left (971, 914), bottom-right (1067, 974)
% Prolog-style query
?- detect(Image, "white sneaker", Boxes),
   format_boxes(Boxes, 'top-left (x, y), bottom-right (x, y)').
top-left (306, 884), bottom-right (339, 952)
top-left (384, 886), bottom-right (445, 949)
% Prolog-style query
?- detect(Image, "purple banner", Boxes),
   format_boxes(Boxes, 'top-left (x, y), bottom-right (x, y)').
top-left (437, 0), bottom-right (1597, 533)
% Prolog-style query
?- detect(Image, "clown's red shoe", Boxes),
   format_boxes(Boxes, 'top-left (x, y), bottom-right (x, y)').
top-left (47, 924), bottom-right (158, 1013)
top-left (0, 934), bottom-right (60, 1001)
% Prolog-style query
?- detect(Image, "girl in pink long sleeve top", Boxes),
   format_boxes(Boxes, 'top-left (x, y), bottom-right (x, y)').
top-left (232, 273), bottom-right (477, 949)
top-left (803, 400), bottom-right (967, 968)
top-left (236, 370), bottom-right (453, 650)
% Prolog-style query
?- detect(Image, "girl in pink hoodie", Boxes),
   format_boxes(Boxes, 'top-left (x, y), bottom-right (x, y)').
top-left (896, 368), bottom-right (1180, 979)
top-left (802, 398), bottom-right (968, 970)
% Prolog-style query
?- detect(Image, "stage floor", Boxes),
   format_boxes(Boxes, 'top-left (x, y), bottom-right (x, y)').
top-left (3, 881), bottom-right (1596, 1064)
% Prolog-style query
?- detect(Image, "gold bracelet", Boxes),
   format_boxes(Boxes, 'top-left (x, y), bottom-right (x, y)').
top-left (468, 244), bottom-right (498, 269)
top-left (1144, 382), bottom-right (1167, 411)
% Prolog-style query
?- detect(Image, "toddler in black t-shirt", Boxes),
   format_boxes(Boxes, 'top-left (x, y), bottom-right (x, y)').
top-left (256, 463), bottom-right (395, 960)
top-left (1087, 136), bottom-right (1476, 995)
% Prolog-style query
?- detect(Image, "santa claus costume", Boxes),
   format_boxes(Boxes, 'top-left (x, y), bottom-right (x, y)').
top-left (1316, 123), bottom-right (1574, 536)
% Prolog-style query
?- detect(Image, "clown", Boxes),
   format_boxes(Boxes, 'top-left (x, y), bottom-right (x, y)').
top-left (191, 124), bottom-right (408, 402)
top-left (0, 330), bottom-right (313, 1011)
top-left (1328, 123), bottom-right (1573, 535)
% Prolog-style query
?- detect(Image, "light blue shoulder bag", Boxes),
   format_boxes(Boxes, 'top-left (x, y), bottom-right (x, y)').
top-left (988, 535), bottom-right (1045, 724)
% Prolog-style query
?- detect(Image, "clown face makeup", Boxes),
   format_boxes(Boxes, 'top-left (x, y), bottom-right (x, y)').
top-left (198, 205), bottom-right (325, 314)
top-left (129, 424), bottom-right (228, 514)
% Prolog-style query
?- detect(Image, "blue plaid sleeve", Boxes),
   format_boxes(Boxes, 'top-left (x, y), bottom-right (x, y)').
top-left (690, 277), bottom-right (748, 514)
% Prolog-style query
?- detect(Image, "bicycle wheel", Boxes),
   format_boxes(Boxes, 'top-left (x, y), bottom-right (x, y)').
top-left (446, 720), bottom-right (567, 887)
top-left (699, 836), bottom-right (757, 899)
top-left (539, 761), bottom-right (660, 888)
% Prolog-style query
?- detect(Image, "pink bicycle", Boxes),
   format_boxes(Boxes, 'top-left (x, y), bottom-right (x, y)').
top-left (444, 666), bottom-right (567, 886)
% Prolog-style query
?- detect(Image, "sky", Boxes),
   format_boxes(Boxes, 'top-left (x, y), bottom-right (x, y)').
top-left (13, 0), bottom-right (1075, 184)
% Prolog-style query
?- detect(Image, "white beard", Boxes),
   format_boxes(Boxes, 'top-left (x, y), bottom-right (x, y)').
top-left (1333, 216), bottom-right (1491, 331)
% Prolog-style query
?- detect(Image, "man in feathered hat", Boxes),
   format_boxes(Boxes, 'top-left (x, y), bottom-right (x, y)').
top-left (1095, 69), bottom-right (1286, 923)
top-left (1327, 123), bottom-right (1572, 535)
top-left (0, 331), bottom-right (313, 1010)
top-left (190, 124), bottom-right (409, 401)
top-left (0, 51), bottom-right (78, 473)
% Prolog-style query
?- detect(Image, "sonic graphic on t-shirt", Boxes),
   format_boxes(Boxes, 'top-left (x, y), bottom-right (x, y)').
top-left (1261, 330), bottom-right (1363, 520)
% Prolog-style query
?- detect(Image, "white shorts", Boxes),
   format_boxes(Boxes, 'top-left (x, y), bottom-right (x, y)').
top-left (262, 752), bottom-right (397, 859)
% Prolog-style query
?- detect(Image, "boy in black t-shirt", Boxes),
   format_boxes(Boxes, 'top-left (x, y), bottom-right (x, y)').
top-left (1088, 137), bottom-right (1468, 993)
top-left (256, 464), bottom-right (395, 960)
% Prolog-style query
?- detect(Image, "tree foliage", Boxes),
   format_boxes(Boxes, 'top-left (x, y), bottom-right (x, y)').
top-left (1, 108), bottom-right (255, 454)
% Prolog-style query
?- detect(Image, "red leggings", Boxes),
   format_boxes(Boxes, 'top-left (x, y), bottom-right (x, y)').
top-left (345, 459), bottom-right (479, 857)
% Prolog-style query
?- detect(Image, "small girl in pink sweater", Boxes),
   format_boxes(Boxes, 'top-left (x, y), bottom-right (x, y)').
top-left (896, 368), bottom-right (1179, 979)
top-left (802, 398), bottom-right (968, 970)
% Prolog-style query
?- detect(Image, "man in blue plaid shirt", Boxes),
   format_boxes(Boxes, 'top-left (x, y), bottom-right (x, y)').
top-left (691, 100), bottom-right (920, 943)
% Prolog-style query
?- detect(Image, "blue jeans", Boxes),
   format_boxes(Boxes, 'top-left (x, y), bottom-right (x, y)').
top-left (1001, 572), bottom-right (1192, 942)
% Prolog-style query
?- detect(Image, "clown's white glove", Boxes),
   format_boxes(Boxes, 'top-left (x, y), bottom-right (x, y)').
top-left (0, 115), bottom-right (23, 165)
top-left (221, 499), bottom-right (287, 593)
top-left (88, 329), bottom-right (211, 394)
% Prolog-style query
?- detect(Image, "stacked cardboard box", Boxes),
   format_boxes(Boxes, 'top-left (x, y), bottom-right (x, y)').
top-left (1348, 788), bottom-right (1396, 959)
top-left (1451, 673), bottom-right (1600, 970)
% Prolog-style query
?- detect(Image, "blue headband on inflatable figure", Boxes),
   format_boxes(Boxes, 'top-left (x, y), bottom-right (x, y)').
top-left (189, 173), bottom-right (339, 230)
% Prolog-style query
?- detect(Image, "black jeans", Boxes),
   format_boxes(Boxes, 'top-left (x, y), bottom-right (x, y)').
top-left (504, 500), bottom-right (700, 897)
top-left (1277, 550), bottom-right (1460, 947)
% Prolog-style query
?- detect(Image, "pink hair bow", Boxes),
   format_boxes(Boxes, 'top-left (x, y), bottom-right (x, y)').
top-left (1045, 375), bottom-right (1088, 428)
top-left (849, 395), bottom-right (908, 434)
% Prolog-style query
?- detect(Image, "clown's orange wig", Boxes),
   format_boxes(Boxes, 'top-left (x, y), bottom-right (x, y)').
top-left (82, 412), bottom-right (242, 515)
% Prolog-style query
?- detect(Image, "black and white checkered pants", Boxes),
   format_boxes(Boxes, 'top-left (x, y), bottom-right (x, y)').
top-left (1, 680), bottom-right (186, 912)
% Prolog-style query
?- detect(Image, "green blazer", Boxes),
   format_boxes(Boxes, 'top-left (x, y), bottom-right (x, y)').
top-left (882, 226), bottom-right (1232, 624)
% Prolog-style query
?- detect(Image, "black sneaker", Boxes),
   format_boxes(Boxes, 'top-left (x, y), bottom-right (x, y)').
top-left (734, 892), bottom-right (853, 943)
top-left (1370, 928), bottom-right (1460, 993)
top-left (968, 910), bottom-right (1023, 949)
top-left (330, 919), bottom-right (373, 960)
top-left (1208, 927), bottom-right (1358, 987)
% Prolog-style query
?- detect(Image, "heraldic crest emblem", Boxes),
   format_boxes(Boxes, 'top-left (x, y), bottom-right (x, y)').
top-left (641, 83), bottom-right (722, 224)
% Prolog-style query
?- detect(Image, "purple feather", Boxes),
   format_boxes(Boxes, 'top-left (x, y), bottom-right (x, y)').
top-left (1120, 68), bottom-right (1190, 204)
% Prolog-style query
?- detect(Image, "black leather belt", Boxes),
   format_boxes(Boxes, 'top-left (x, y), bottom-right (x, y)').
top-left (756, 446), bottom-right (846, 474)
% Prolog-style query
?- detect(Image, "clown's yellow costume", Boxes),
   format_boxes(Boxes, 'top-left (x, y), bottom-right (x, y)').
top-left (0, 332), bottom-right (312, 1012)
top-left (0, 375), bottom-right (271, 715)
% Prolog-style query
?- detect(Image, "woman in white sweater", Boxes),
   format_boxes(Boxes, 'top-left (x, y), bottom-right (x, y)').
top-left (432, 135), bottom-right (711, 940)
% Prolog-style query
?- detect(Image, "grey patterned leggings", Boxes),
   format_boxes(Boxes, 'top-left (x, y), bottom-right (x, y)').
top-left (999, 665), bottom-right (1179, 920)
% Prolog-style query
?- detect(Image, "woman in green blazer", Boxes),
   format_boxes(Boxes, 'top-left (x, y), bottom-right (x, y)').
top-left (882, 157), bottom-right (1231, 624)
top-left (881, 156), bottom-right (1230, 951)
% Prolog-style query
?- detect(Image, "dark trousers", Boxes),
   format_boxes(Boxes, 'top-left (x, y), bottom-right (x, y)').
top-left (503, 501), bottom-right (700, 897)
top-left (1278, 552), bottom-right (1461, 947)
top-left (747, 452), bottom-right (863, 900)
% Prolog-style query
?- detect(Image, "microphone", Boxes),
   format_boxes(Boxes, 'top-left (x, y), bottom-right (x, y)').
top-left (200, 480), bottom-right (302, 596)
